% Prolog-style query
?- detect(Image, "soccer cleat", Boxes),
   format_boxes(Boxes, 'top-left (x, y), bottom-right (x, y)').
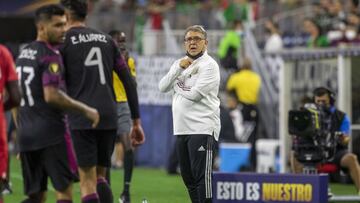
top-left (1, 181), bottom-right (12, 195)
top-left (119, 192), bottom-right (130, 203)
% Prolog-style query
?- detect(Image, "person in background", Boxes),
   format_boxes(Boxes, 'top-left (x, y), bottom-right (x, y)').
top-left (291, 87), bottom-right (360, 195)
top-left (264, 19), bottom-right (283, 52)
top-left (226, 58), bottom-right (261, 171)
top-left (303, 18), bottom-right (330, 47)
top-left (218, 20), bottom-right (243, 71)
top-left (0, 44), bottom-right (21, 203)
top-left (109, 30), bottom-right (137, 203)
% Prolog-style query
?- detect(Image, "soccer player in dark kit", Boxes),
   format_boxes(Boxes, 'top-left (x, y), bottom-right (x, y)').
top-left (60, 1), bottom-right (145, 203)
top-left (15, 4), bottom-right (99, 203)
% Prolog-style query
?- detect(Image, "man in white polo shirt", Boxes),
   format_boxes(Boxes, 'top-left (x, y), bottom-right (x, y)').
top-left (159, 25), bottom-right (220, 203)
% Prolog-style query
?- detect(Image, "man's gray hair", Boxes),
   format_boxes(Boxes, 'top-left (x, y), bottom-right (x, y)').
top-left (184, 25), bottom-right (207, 39)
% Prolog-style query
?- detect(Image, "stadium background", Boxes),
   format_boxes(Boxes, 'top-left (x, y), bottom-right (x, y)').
top-left (2, 0), bottom-right (360, 202)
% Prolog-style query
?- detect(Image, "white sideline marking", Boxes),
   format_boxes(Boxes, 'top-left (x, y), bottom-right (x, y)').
top-left (329, 195), bottom-right (360, 202)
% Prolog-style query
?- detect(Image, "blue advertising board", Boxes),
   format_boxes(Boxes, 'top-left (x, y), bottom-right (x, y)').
top-left (213, 172), bottom-right (328, 203)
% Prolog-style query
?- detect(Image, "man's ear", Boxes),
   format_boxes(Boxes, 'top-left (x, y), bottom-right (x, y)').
top-left (36, 22), bottom-right (45, 33)
top-left (203, 39), bottom-right (208, 50)
top-left (204, 40), bottom-right (208, 49)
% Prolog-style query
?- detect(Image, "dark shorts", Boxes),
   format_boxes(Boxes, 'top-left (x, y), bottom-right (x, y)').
top-left (332, 149), bottom-right (349, 169)
top-left (71, 129), bottom-right (116, 168)
top-left (20, 140), bottom-right (77, 195)
top-left (116, 102), bottom-right (131, 139)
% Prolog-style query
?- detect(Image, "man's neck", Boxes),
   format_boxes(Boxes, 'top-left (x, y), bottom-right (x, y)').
top-left (186, 51), bottom-right (205, 60)
top-left (36, 34), bottom-right (48, 44)
top-left (67, 21), bottom-right (86, 29)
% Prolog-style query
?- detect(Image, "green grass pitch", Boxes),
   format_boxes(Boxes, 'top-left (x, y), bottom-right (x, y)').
top-left (3, 157), bottom-right (358, 203)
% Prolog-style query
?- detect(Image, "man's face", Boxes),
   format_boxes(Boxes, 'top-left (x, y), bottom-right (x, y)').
top-left (314, 94), bottom-right (331, 108)
top-left (45, 15), bottom-right (67, 44)
top-left (113, 32), bottom-right (126, 50)
top-left (184, 31), bottom-right (207, 56)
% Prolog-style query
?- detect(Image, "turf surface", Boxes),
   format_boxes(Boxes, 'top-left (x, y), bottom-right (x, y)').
top-left (4, 157), bottom-right (358, 203)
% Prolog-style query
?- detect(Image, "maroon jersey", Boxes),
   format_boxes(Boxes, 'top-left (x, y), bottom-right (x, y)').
top-left (16, 41), bottom-right (66, 152)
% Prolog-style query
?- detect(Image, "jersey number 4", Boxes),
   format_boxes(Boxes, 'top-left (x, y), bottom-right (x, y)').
top-left (16, 66), bottom-right (35, 106)
top-left (85, 47), bottom-right (106, 85)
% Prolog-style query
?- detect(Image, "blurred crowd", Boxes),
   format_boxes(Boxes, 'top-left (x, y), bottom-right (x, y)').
top-left (260, 0), bottom-right (360, 49)
top-left (90, 0), bottom-right (259, 30)
top-left (309, 0), bottom-right (360, 47)
top-left (86, 0), bottom-right (360, 53)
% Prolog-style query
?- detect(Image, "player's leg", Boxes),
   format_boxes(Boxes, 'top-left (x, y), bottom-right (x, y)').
top-left (19, 150), bottom-right (48, 203)
top-left (21, 193), bottom-right (47, 203)
top-left (177, 135), bottom-right (199, 202)
top-left (96, 129), bottom-right (116, 203)
top-left (339, 151), bottom-right (360, 193)
top-left (0, 123), bottom-right (7, 203)
top-left (55, 185), bottom-right (73, 203)
top-left (71, 130), bottom-right (99, 203)
top-left (188, 134), bottom-right (214, 203)
top-left (113, 140), bottom-right (124, 168)
top-left (0, 179), bottom-right (4, 203)
top-left (4, 116), bottom-right (15, 195)
top-left (119, 131), bottom-right (133, 203)
top-left (79, 167), bottom-right (98, 203)
top-left (290, 150), bottom-right (304, 173)
top-left (44, 139), bottom-right (78, 203)
top-left (116, 102), bottom-right (133, 203)
top-left (96, 167), bottom-right (112, 203)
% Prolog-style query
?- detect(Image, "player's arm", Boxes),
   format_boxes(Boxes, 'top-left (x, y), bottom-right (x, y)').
top-left (114, 54), bottom-right (145, 147)
top-left (338, 114), bottom-right (351, 145)
top-left (11, 108), bottom-right (18, 129)
top-left (4, 81), bottom-right (21, 110)
top-left (226, 74), bottom-right (236, 92)
top-left (42, 61), bottom-right (99, 127)
top-left (114, 56), bottom-right (139, 119)
top-left (43, 86), bottom-right (99, 128)
top-left (128, 57), bottom-right (136, 78)
top-left (174, 63), bottom-right (219, 102)
top-left (1, 46), bottom-right (21, 110)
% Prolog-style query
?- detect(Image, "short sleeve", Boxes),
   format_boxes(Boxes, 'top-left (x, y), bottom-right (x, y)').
top-left (40, 55), bottom-right (63, 88)
top-left (340, 114), bottom-right (351, 135)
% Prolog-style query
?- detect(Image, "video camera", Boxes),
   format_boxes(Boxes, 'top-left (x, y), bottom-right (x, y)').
top-left (288, 103), bottom-right (339, 166)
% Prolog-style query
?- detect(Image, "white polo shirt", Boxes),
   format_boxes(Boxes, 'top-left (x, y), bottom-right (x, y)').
top-left (159, 52), bottom-right (221, 141)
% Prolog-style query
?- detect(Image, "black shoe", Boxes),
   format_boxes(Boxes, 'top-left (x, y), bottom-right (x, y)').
top-left (119, 192), bottom-right (130, 203)
top-left (1, 181), bottom-right (12, 195)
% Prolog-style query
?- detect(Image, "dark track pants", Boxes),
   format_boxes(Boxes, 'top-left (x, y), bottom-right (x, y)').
top-left (176, 134), bottom-right (215, 203)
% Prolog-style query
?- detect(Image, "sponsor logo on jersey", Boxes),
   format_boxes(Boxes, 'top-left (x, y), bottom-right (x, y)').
top-left (49, 63), bottom-right (60, 74)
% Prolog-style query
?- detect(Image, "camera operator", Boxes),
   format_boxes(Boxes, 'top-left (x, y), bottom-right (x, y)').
top-left (290, 87), bottom-right (360, 195)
